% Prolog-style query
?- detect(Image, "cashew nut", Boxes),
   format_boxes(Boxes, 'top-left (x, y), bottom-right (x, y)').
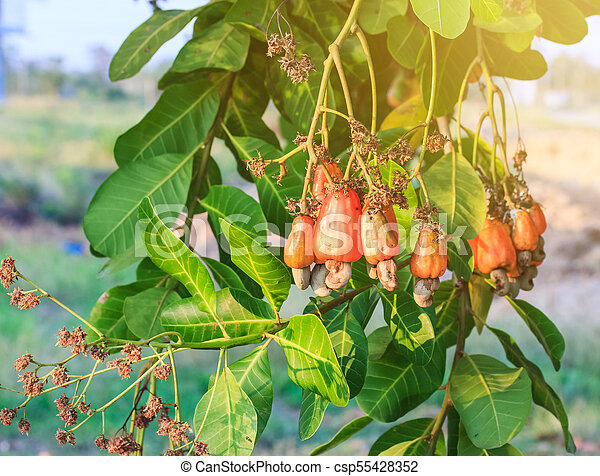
top-left (325, 260), bottom-right (352, 290)
top-left (366, 262), bottom-right (378, 280)
top-left (519, 266), bottom-right (538, 291)
top-left (508, 277), bottom-right (520, 298)
top-left (517, 250), bottom-right (532, 269)
top-left (310, 264), bottom-right (331, 297)
top-left (491, 268), bottom-right (509, 296)
top-left (292, 267), bottom-right (311, 290)
top-left (377, 259), bottom-right (398, 291)
top-left (413, 278), bottom-right (434, 307)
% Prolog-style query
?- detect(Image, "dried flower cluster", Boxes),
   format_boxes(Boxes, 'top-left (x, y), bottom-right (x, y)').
top-left (56, 326), bottom-right (87, 355)
top-left (121, 343), bottom-right (142, 363)
top-left (95, 434), bottom-right (109, 450)
top-left (365, 183), bottom-right (409, 216)
top-left (8, 288), bottom-right (41, 310)
top-left (55, 429), bottom-right (75, 446)
top-left (51, 365), bottom-right (69, 386)
top-left (89, 344), bottom-right (108, 363)
top-left (107, 432), bottom-right (141, 456)
top-left (1, 255), bottom-right (16, 288)
top-left (195, 441), bottom-right (210, 456)
top-left (293, 133), bottom-right (307, 147)
top-left (267, 33), bottom-right (316, 84)
top-left (106, 358), bottom-right (133, 379)
top-left (18, 417), bottom-right (30, 435)
top-left (14, 353), bottom-right (32, 372)
top-left (154, 364), bottom-right (172, 381)
top-left (413, 204), bottom-right (440, 223)
top-left (157, 416), bottom-right (191, 444)
top-left (18, 371), bottom-right (43, 396)
top-left (245, 151), bottom-right (267, 179)
top-left (0, 408), bottom-right (16, 426)
top-left (426, 133), bottom-right (449, 153)
top-left (379, 139), bottom-right (414, 165)
top-left (349, 119), bottom-right (381, 156)
top-left (56, 394), bottom-right (78, 426)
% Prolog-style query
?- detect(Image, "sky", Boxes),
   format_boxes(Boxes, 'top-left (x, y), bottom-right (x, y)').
top-left (2, 0), bottom-right (600, 73)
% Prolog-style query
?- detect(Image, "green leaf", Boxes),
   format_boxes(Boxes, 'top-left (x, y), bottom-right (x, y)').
top-left (193, 366), bottom-right (257, 455)
top-left (450, 354), bottom-right (532, 449)
top-left (422, 152), bottom-right (486, 239)
top-left (469, 273), bottom-right (494, 333)
top-left (482, 33), bottom-right (548, 80)
top-left (359, 0), bottom-right (409, 35)
top-left (489, 326), bottom-right (576, 453)
top-left (470, 0), bottom-right (504, 22)
top-left (88, 281), bottom-right (158, 341)
top-left (123, 287), bottom-right (181, 340)
top-left (201, 256), bottom-right (248, 292)
top-left (84, 153), bottom-right (192, 257)
top-left (369, 418), bottom-right (445, 455)
top-left (474, 12), bottom-right (542, 33)
top-left (502, 30), bottom-right (536, 52)
top-left (273, 314), bottom-right (350, 407)
top-left (208, 346), bottom-right (273, 440)
top-left (410, 0), bottom-right (470, 39)
top-left (506, 297), bottom-right (565, 371)
top-left (357, 327), bottom-right (446, 422)
top-left (199, 185), bottom-right (268, 241)
top-left (224, 135), bottom-right (304, 235)
top-left (109, 8), bottom-right (202, 81)
top-left (537, 0), bottom-right (588, 45)
top-left (221, 220), bottom-right (291, 311)
top-left (138, 198), bottom-right (226, 335)
top-left (350, 288), bottom-right (380, 329)
top-left (323, 306), bottom-right (368, 398)
top-left (447, 239), bottom-right (473, 281)
top-left (433, 280), bottom-right (461, 348)
top-left (367, 326), bottom-right (394, 361)
top-left (172, 20), bottom-right (251, 73)
top-left (136, 257), bottom-right (166, 281)
top-left (161, 288), bottom-right (276, 344)
top-left (299, 390), bottom-right (329, 440)
top-left (310, 416), bottom-right (373, 455)
top-left (378, 161), bottom-right (418, 242)
top-left (379, 289), bottom-right (436, 365)
top-left (457, 423), bottom-right (522, 455)
top-left (386, 15), bottom-right (426, 69)
top-left (417, 29), bottom-right (477, 116)
top-left (224, 0), bottom-right (276, 39)
top-left (114, 79), bottom-right (220, 166)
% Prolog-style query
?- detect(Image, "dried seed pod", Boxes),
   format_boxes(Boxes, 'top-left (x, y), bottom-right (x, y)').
top-left (490, 268), bottom-right (509, 297)
top-left (310, 264), bottom-right (331, 296)
top-left (413, 278), bottom-right (434, 308)
top-left (517, 250), bottom-right (532, 269)
top-left (508, 277), bottom-right (520, 298)
top-left (377, 259), bottom-right (398, 291)
top-left (325, 260), bottom-right (352, 290)
top-left (519, 266), bottom-right (538, 291)
top-left (292, 267), bottom-right (311, 290)
top-left (367, 262), bottom-right (378, 280)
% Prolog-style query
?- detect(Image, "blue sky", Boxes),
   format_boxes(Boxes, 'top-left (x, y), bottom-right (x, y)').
top-left (3, 0), bottom-right (600, 73)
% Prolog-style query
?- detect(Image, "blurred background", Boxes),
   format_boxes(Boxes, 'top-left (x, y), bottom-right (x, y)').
top-left (0, 0), bottom-right (598, 456)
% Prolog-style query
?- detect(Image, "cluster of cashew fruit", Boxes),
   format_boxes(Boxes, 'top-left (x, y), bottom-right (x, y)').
top-left (284, 163), bottom-right (400, 296)
top-left (409, 224), bottom-right (447, 307)
top-left (469, 198), bottom-right (546, 297)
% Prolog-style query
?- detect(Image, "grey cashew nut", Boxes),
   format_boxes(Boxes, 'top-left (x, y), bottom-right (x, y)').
top-left (377, 259), bottom-right (398, 291)
top-left (292, 267), bottom-right (311, 290)
top-left (366, 262), bottom-right (378, 280)
top-left (519, 265), bottom-right (538, 291)
top-left (310, 264), bottom-right (331, 297)
top-left (517, 250), bottom-right (532, 269)
top-left (413, 278), bottom-right (434, 308)
top-left (325, 260), bottom-right (352, 290)
top-left (491, 268), bottom-right (509, 296)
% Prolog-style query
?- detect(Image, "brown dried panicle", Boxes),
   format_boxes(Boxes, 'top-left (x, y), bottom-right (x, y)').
top-left (142, 395), bottom-right (163, 420)
top-left (245, 151), bottom-right (268, 179)
top-left (76, 402), bottom-right (93, 416)
top-left (89, 344), bottom-right (108, 363)
top-left (293, 133), bottom-right (307, 147)
top-left (106, 358), bottom-right (132, 379)
top-left (266, 33), bottom-right (295, 57)
top-left (348, 119), bottom-right (381, 156)
top-left (18, 417), bottom-right (30, 435)
top-left (95, 434), bottom-right (109, 450)
top-left (413, 204), bottom-right (440, 223)
top-left (68, 326), bottom-right (87, 355)
top-left (154, 364), bottom-right (172, 381)
top-left (513, 148), bottom-right (527, 170)
top-left (195, 441), bottom-right (210, 456)
top-left (157, 416), bottom-right (174, 436)
top-left (17, 293), bottom-right (41, 310)
top-left (55, 394), bottom-right (71, 413)
top-left (426, 133), bottom-right (449, 153)
top-left (8, 288), bottom-right (23, 306)
top-left (382, 139), bottom-right (414, 165)
top-left (169, 421), bottom-right (191, 444)
top-left (279, 51), bottom-right (316, 84)
top-left (365, 184), bottom-right (408, 215)
top-left (392, 171), bottom-right (409, 194)
top-left (272, 162), bottom-right (288, 186)
top-left (122, 343), bottom-right (142, 363)
top-left (14, 353), bottom-right (32, 372)
top-left (107, 432), bottom-right (141, 456)
top-left (133, 412), bottom-right (151, 429)
top-left (285, 197), bottom-right (301, 216)
top-left (55, 429), bottom-right (76, 446)
top-left (57, 404), bottom-right (78, 427)
top-left (18, 371), bottom-right (43, 396)
top-left (1, 256), bottom-right (17, 288)
top-left (56, 327), bottom-right (71, 348)
top-left (0, 408), bottom-right (16, 426)
top-left (163, 449), bottom-right (185, 456)
top-left (51, 365), bottom-right (69, 386)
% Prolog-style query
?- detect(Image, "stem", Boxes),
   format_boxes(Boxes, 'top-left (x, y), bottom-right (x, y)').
top-left (353, 24), bottom-right (377, 134)
top-left (16, 273), bottom-right (104, 337)
top-left (472, 112), bottom-right (488, 168)
top-left (319, 106), bottom-right (349, 121)
top-left (330, 44), bottom-right (354, 117)
top-left (456, 57), bottom-right (481, 156)
top-left (167, 345), bottom-right (181, 422)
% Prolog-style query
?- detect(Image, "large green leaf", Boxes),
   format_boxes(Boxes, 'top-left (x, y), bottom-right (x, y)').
top-left (201, 256), bottom-right (248, 292)
top-left (417, 28), bottom-right (477, 116)
top-left (199, 185), bottom-right (268, 241)
top-left (489, 326), bottom-right (576, 453)
top-left (474, 12), bottom-right (542, 33)
top-left (447, 239), bottom-right (473, 282)
top-left (482, 33), bottom-right (548, 80)
top-left (356, 327), bottom-right (446, 422)
top-left (350, 287), bottom-right (380, 329)
top-left (369, 418), bottom-right (445, 455)
top-left (323, 306), bottom-right (368, 398)
top-left (109, 8), bottom-right (202, 81)
top-left (224, 135), bottom-right (305, 235)
top-left (138, 198), bottom-right (225, 334)
top-left (193, 366), bottom-right (257, 455)
top-left (457, 423), bottom-right (522, 455)
top-left (310, 416), bottom-right (373, 455)
top-left (537, 0), bottom-right (588, 45)
top-left (422, 152), bottom-right (486, 239)
top-left (506, 297), bottom-right (565, 371)
top-left (172, 20), bottom-right (251, 73)
top-left (433, 280), bottom-right (461, 348)
top-left (386, 15), bottom-right (426, 70)
top-left (273, 314), bottom-right (350, 407)
top-left (359, 0), bottom-right (408, 35)
top-left (123, 287), bottom-right (181, 340)
top-left (450, 354), bottom-right (532, 449)
top-left (299, 390), bottom-right (329, 440)
top-left (208, 346), bottom-right (273, 440)
top-left (470, 0), bottom-right (504, 22)
top-left (88, 280), bottom-right (158, 341)
top-left (114, 79), bottom-right (220, 166)
top-left (469, 273), bottom-right (494, 333)
top-left (410, 0), bottom-right (471, 39)
top-left (224, 0), bottom-right (276, 39)
top-left (160, 288), bottom-right (276, 344)
top-left (84, 153), bottom-right (192, 257)
top-left (221, 220), bottom-right (291, 311)
top-left (379, 289), bottom-right (436, 365)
